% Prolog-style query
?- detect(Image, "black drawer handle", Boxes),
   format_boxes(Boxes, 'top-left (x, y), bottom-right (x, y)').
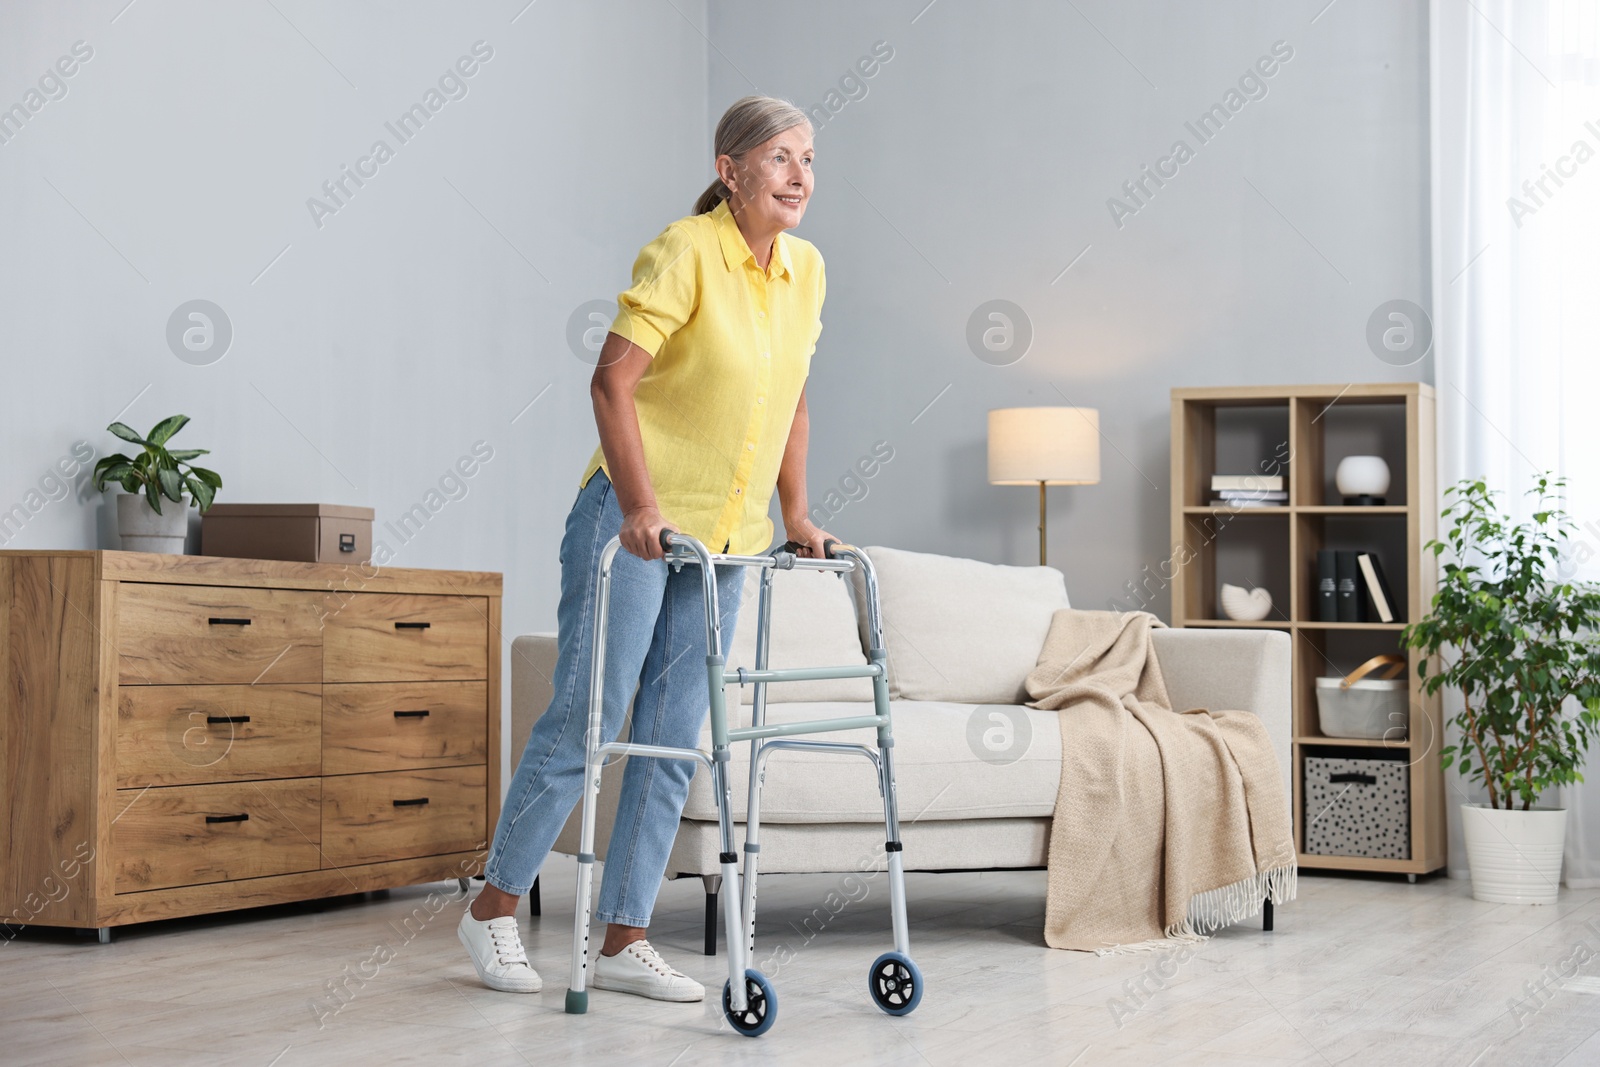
top-left (205, 813), bottom-right (250, 824)
top-left (339, 533), bottom-right (357, 552)
top-left (394, 621), bottom-right (431, 630)
top-left (393, 797), bottom-right (430, 807)
top-left (393, 709), bottom-right (431, 719)
top-left (208, 617), bottom-right (252, 627)
top-left (1328, 772), bottom-right (1378, 785)
top-left (206, 715), bottom-right (251, 725)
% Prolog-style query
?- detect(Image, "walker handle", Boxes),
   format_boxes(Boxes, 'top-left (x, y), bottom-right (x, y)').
top-left (779, 538), bottom-right (843, 559)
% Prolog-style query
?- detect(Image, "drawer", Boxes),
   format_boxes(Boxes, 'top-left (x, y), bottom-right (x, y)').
top-left (321, 766), bottom-right (486, 866)
top-left (117, 583), bottom-right (323, 685)
top-left (117, 684), bottom-right (322, 787)
top-left (323, 681), bottom-right (487, 775)
top-left (113, 779), bottom-right (322, 892)
top-left (323, 594), bottom-right (487, 682)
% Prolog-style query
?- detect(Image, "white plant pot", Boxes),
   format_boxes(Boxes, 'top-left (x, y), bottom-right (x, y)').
top-left (117, 492), bottom-right (189, 554)
top-left (1460, 802), bottom-right (1566, 904)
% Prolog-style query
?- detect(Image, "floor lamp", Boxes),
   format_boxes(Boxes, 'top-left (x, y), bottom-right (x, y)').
top-left (987, 407), bottom-right (1101, 566)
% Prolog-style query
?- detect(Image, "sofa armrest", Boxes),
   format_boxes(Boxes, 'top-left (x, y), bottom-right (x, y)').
top-left (510, 633), bottom-right (558, 761)
top-left (1149, 627), bottom-right (1292, 807)
top-left (511, 633), bottom-right (630, 860)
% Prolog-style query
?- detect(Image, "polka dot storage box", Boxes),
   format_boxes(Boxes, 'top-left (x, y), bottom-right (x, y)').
top-left (1303, 755), bottom-right (1410, 860)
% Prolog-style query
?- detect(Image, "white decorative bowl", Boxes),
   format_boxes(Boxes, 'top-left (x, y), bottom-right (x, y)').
top-left (1335, 455), bottom-right (1391, 499)
top-left (1220, 583), bottom-right (1273, 622)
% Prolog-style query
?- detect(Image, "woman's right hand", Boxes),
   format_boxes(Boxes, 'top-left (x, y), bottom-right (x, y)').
top-left (620, 504), bottom-right (675, 561)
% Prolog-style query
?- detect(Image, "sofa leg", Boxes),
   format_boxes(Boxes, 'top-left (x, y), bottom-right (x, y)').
top-left (530, 876), bottom-right (541, 917)
top-left (702, 874), bottom-right (722, 956)
top-left (1262, 899), bottom-right (1274, 932)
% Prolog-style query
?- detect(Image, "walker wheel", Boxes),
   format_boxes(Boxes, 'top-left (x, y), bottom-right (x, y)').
top-left (721, 969), bottom-right (777, 1037)
top-left (867, 951), bottom-right (923, 1016)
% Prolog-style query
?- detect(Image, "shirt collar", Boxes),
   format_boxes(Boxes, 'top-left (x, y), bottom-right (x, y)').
top-left (711, 198), bottom-right (792, 281)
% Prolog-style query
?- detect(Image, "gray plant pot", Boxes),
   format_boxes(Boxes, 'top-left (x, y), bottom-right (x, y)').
top-left (117, 492), bottom-right (189, 554)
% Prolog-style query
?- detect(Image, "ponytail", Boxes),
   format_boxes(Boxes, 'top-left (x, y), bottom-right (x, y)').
top-left (693, 177), bottom-right (732, 215)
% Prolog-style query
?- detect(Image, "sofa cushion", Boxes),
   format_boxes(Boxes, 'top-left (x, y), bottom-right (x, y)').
top-left (855, 546), bottom-right (1070, 703)
top-left (724, 565), bottom-right (874, 704)
top-left (682, 700), bottom-right (1062, 824)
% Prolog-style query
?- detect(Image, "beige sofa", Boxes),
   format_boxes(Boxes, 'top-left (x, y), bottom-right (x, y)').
top-left (510, 546), bottom-right (1291, 951)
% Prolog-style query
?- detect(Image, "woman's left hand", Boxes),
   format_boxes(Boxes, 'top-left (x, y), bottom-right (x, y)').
top-left (783, 519), bottom-right (838, 559)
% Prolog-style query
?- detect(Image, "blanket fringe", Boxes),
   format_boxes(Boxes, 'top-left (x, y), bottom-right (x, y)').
top-left (1092, 930), bottom-right (1206, 957)
top-left (1180, 863), bottom-right (1298, 938)
top-left (1091, 863), bottom-right (1298, 955)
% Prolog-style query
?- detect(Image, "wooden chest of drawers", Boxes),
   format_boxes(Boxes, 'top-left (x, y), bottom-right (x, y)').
top-left (0, 551), bottom-right (501, 935)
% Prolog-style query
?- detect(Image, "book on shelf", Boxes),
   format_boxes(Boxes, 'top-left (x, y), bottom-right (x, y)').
top-left (1215, 488), bottom-right (1287, 498)
top-left (1335, 551), bottom-right (1365, 622)
top-left (1357, 552), bottom-right (1397, 623)
top-left (1212, 489), bottom-right (1287, 501)
top-left (1211, 475), bottom-right (1284, 492)
top-left (1209, 497), bottom-right (1285, 508)
top-left (1316, 550), bottom-right (1338, 622)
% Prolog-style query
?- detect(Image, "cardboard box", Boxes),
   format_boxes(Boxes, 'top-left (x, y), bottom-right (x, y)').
top-left (201, 503), bottom-right (375, 564)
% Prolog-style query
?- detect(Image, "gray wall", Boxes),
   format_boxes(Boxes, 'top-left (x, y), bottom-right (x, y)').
top-left (2, 1), bottom-right (1429, 697)
top-left (708, 0), bottom-right (1431, 616)
top-left (0, 0), bottom-right (709, 694)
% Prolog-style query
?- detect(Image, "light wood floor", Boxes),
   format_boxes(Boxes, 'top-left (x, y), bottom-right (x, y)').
top-left (4, 856), bottom-right (1599, 1065)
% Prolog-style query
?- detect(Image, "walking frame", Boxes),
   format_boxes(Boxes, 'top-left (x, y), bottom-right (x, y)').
top-left (564, 531), bottom-right (923, 1036)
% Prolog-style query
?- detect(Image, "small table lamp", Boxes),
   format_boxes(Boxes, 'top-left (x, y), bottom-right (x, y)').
top-left (987, 407), bottom-right (1101, 566)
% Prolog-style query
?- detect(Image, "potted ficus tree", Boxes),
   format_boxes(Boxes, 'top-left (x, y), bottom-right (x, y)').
top-left (1403, 475), bottom-right (1600, 904)
top-left (92, 415), bottom-right (222, 554)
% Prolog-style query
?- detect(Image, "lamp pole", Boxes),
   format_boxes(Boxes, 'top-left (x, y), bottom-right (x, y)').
top-left (1038, 481), bottom-right (1047, 567)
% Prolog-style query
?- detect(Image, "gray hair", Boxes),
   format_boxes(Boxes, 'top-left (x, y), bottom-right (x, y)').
top-left (694, 95), bottom-right (812, 214)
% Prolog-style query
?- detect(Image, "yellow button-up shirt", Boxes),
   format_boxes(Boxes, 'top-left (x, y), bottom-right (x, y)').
top-left (580, 197), bottom-right (826, 554)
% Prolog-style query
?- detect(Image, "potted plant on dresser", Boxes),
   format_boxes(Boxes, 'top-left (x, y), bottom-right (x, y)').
top-left (92, 415), bottom-right (223, 553)
top-left (1403, 475), bottom-right (1600, 903)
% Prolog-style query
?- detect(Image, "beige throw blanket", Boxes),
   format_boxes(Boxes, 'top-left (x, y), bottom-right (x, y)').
top-left (1025, 609), bottom-right (1296, 952)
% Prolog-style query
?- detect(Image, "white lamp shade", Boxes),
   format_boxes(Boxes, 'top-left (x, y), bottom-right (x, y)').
top-left (987, 407), bottom-right (1101, 485)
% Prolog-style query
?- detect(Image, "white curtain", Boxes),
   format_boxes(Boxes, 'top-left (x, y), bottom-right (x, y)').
top-left (1432, 0), bottom-right (1600, 885)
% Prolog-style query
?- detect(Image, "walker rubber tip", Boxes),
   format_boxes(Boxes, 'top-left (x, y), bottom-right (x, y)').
top-left (565, 989), bottom-right (588, 1015)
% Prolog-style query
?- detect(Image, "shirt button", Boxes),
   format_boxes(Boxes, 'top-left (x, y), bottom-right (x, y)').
top-left (758, 311), bottom-right (766, 318)
top-left (746, 443), bottom-right (755, 451)
top-left (757, 396), bottom-right (765, 404)
top-left (762, 351), bottom-right (770, 358)
top-left (735, 487), bottom-right (742, 495)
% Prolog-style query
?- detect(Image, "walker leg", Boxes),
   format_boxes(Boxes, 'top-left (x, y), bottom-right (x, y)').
top-left (881, 759), bottom-right (911, 957)
top-left (740, 845), bottom-right (761, 959)
top-left (566, 561), bottom-right (616, 1016)
top-left (741, 752), bottom-right (765, 959)
top-left (872, 656), bottom-right (911, 958)
top-left (711, 757), bottom-right (748, 1012)
top-left (702, 874), bottom-right (722, 956)
top-left (741, 567), bottom-right (774, 960)
top-left (565, 768), bottom-right (599, 1015)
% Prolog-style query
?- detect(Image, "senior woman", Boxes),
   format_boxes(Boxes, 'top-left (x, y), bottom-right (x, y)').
top-left (459, 95), bottom-right (831, 1003)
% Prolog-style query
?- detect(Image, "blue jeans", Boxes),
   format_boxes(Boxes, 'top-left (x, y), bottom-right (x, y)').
top-left (485, 469), bottom-right (745, 927)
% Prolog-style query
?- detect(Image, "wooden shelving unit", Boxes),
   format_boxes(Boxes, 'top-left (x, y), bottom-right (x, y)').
top-left (1169, 383), bottom-right (1444, 877)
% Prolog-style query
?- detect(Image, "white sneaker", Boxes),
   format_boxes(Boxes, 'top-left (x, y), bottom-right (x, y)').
top-left (457, 910), bottom-right (542, 993)
top-left (591, 939), bottom-right (705, 1002)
